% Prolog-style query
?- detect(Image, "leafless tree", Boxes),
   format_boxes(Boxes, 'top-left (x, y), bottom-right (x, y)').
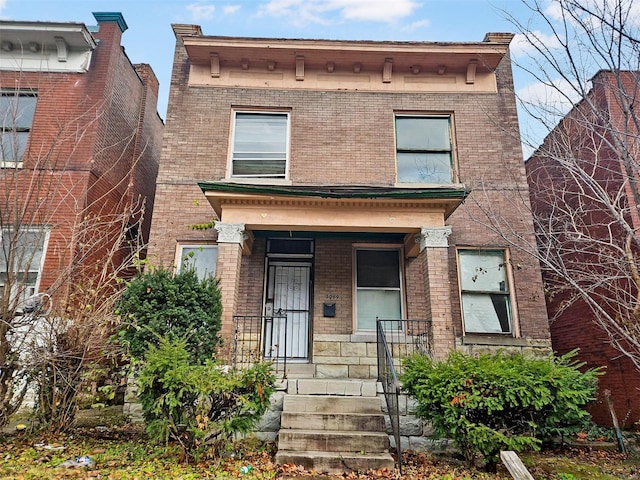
top-left (0, 83), bottom-right (149, 430)
top-left (472, 0), bottom-right (640, 371)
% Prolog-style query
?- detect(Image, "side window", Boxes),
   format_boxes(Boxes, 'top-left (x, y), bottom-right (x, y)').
top-left (458, 249), bottom-right (512, 334)
top-left (1, 91), bottom-right (37, 167)
top-left (176, 244), bottom-right (218, 280)
top-left (230, 111), bottom-right (289, 178)
top-left (354, 248), bottom-right (403, 330)
top-left (395, 115), bottom-right (453, 184)
top-left (0, 228), bottom-right (47, 304)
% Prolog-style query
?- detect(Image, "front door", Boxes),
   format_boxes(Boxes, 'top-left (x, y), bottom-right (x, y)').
top-left (264, 261), bottom-right (311, 360)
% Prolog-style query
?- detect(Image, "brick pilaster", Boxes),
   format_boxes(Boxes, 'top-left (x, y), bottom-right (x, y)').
top-left (214, 222), bottom-right (246, 344)
top-left (419, 226), bottom-right (454, 360)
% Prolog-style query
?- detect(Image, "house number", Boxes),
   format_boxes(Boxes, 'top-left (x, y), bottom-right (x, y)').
top-left (325, 294), bottom-right (339, 300)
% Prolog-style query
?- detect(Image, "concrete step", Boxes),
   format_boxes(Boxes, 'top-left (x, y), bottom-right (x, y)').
top-left (288, 378), bottom-right (378, 396)
top-left (275, 450), bottom-right (394, 474)
top-left (280, 411), bottom-right (385, 431)
top-left (282, 363), bottom-right (315, 378)
top-left (283, 395), bottom-right (382, 414)
top-left (278, 429), bottom-right (390, 453)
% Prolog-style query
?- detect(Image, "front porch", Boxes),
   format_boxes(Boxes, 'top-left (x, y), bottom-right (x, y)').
top-left (201, 182), bottom-right (469, 374)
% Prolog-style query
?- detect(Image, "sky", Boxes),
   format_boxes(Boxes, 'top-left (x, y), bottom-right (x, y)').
top-left (0, 0), bottom-right (591, 157)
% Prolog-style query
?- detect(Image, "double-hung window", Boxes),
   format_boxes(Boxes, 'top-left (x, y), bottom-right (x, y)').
top-left (0, 228), bottom-right (47, 304)
top-left (355, 248), bottom-right (403, 330)
top-left (395, 115), bottom-right (453, 184)
top-left (176, 244), bottom-right (218, 280)
top-left (230, 111), bottom-right (289, 178)
top-left (1, 91), bottom-right (37, 166)
top-left (458, 249), bottom-right (513, 334)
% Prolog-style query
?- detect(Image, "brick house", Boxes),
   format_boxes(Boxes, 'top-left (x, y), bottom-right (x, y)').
top-left (148, 25), bottom-right (550, 469)
top-left (526, 70), bottom-right (640, 426)
top-left (0, 12), bottom-right (163, 305)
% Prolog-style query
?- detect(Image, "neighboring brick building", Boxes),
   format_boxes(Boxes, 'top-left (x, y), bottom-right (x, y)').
top-left (149, 26), bottom-right (551, 375)
top-left (0, 13), bottom-right (163, 307)
top-left (526, 70), bottom-right (640, 426)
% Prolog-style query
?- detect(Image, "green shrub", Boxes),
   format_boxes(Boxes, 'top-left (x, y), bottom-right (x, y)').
top-left (402, 350), bottom-right (600, 470)
top-left (116, 268), bottom-right (222, 363)
top-left (137, 337), bottom-right (276, 462)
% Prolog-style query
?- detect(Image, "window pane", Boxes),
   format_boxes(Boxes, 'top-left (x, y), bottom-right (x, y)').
top-left (233, 113), bottom-right (287, 152)
top-left (356, 249), bottom-right (400, 288)
top-left (356, 289), bottom-right (402, 330)
top-left (459, 250), bottom-right (507, 292)
top-left (461, 292), bottom-right (511, 333)
top-left (179, 245), bottom-right (218, 280)
top-left (233, 159), bottom-right (287, 176)
top-left (396, 117), bottom-right (450, 151)
top-left (1, 94), bottom-right (37, 130)
top-left (397, 152), bottom-right (452, 183)
top-left (0, 131), bottom-right (29, 162)
top-left (1, 230), bottom-right (45, 273)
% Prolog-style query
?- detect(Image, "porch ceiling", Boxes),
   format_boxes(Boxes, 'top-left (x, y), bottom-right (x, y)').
top-left (198, 182), bottom-right (469, 233)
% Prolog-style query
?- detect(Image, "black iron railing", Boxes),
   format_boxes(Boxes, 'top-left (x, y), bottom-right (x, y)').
top-left (232, 314), bottom-right (290, 375)
top-left (376, 319), bottom-right (433, 476)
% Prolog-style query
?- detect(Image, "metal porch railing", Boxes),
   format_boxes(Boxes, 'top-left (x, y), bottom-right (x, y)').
top-left (232, 314), bottom-right (291, 375)
top-left (376, 318), bottom-right (433, 476)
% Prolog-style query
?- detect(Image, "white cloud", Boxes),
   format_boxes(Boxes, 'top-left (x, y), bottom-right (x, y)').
top-left (510, 30), bottom-right (562, 58)
top-left (260, 0), bottom-right (420, 24)
top-left (517, 78), bottom-right (581, 115)
top-left (186, 2), bottom-right (216, 21)
top-left (403, 19), bottom-right (430, 33)
top-left (0, 0), bottom-right (6, 17)
top-left (223, 5), bottom-right (241, 14)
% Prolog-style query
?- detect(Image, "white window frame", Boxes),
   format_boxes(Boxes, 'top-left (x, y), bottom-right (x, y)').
top-left (175, 243), bottom-right (218, 280)
top-left (457, 248), bottom-right (515, 335)
top-left (0, 227), bottom-right (49, 305)
top-left (394, 113), bottom-right (455, 185)
top-left (228, 110), bottom-right (291, 179)
top-left (353, 245), bottom-right (405, 332)
top-left (1, 90), bottom-right (38, 169)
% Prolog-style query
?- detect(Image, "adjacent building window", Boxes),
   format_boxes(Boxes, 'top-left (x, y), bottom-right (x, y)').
top-left (395, 115), bottom-right (453, 183)
top-left (230, 111), bottom-right (289, 178)
top-left (458, 249), bottom-right (512, 334)
top-left (1, 91), bottom-right (37, 166)
top-left (0, 228), bottom-right (47, 304)
top-left (176, 244), bottom-right (218, 280)
top-left (355, 248), bottom-right (403, 330)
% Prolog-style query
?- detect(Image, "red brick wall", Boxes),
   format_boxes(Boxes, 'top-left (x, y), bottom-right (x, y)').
top-left (0, 17), bottom-right (161, 302)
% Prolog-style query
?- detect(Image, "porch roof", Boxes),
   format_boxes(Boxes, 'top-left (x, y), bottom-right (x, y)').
top-left (198, 182), bottom-right (469, 233)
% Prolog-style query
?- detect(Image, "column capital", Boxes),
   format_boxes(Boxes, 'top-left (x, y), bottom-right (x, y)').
top-left (419, 226), bottom-right (452, 250)
top-left (214, 221), bottom-right (246, 244)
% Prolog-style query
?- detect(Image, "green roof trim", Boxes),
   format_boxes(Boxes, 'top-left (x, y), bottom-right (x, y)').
top-left (198, 182), bottom-right (470, 200)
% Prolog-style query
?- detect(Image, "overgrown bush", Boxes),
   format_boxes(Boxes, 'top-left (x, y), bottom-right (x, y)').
top-left (116, 268), bottom-right (222, 362)
top-left (402, 350), bottom-right (600, 470)
top-left (137, 337), bottom-right (275, 462)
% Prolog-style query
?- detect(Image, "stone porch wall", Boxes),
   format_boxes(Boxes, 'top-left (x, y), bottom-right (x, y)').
top-left (312, 334), bottom-right (379, 379)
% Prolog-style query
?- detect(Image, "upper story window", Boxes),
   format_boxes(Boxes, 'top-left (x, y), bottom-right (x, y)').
top-left (395, 115), bottom-right (453, 184)
top-left (458, 249), bottom-right (513, 335)
top-left (1, 91), bottom-right (37, 167)
top-left (230, 111), bottom-right (289, 178)
top-left (0, 228), bottom-right (48, 304)
top-left (176, 244), bottom-right (218, 280)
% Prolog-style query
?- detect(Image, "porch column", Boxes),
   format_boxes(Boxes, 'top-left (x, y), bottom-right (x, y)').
top-left (418, 226), bottom-right (455, 360)
top-left (214, 221), bottom-right (246, 343)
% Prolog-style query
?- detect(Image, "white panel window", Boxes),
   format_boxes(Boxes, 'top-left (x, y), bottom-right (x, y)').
top-left (1, 91), bottom-right (37, 167)
top-left (355, 248), bottom-right (403, 330)
top-left (458, 249), bottom-right (512, 334)
top-left (0, 228), bottom-right (47, 304)
top-left (231, 111), bottom-right (289, 178)
top-left (177, 244), bottom-right (218, 280)
top-left (395, 115), bottom-right (453, 184)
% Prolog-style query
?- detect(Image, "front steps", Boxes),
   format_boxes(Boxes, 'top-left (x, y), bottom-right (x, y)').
top-left (275, 379), bottom-right (394, 474)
